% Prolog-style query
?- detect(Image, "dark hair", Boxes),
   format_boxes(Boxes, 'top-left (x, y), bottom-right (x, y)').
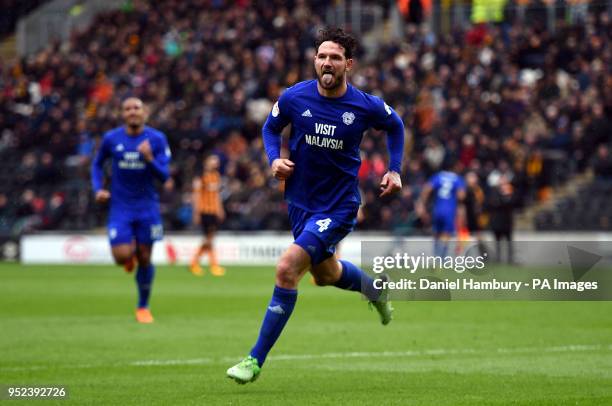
top-left (314, 27), bottom-right (357, 59)
top-left (442, 158), bottom-right (463, 173)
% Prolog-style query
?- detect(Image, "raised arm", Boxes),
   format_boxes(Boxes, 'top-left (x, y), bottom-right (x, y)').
top-left (138, 135), bottom-right (171, 182)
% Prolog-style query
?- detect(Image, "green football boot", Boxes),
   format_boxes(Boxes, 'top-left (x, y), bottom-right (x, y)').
top-left (369, 274), bottom-right (394, 325)
top-left (226, 355), bottom-right (261, 384)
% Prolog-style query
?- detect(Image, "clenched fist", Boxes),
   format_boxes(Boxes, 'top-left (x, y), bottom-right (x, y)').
top-left (271, 158), bottom-right (295, 180)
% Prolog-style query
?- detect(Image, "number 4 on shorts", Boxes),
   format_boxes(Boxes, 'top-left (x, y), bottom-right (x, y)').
top-left (315, 218), bottom-right (332, 232)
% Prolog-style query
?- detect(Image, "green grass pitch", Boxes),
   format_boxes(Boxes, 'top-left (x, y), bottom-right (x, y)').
top-left (1, 263), bottom-right (611, 405)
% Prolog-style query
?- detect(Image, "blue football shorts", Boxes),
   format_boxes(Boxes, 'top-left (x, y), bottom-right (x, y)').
top-left (288, 201), bottom-right (359, 265)
top-left (432, 211), bottom-right (456, 235)
top-left (108, 206), bottom-right (163, 246)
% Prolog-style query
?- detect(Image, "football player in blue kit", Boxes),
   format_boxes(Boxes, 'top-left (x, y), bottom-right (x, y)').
top-left (91, 97), bottom-right (171, 324)
top-left (416, 163), bottom-right (466, 258)
top-left (227, 28), bottom-right (405, 384)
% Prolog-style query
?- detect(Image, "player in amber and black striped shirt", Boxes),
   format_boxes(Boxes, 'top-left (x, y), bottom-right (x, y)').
top-left (190, 155), bottom-right (225, 277)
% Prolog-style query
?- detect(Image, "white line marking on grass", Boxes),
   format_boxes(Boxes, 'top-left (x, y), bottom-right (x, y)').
top-left (130, 358), bottom-right (214, 366)
top-left (2, 344), bottom-right (610, 372)
top-left (253, 344), bottom-right (608, 362)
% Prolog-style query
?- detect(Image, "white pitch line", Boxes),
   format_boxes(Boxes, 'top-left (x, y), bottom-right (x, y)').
top-left (2, 344), bottom-right (610, 373)
top-left (243, 344), bottom-right (609, 361)
top-left (130, 358), bottom-right (214, 366)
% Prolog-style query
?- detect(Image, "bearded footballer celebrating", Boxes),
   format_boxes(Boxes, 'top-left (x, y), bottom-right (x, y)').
top-left (226, 28), bottom-right (405, 384)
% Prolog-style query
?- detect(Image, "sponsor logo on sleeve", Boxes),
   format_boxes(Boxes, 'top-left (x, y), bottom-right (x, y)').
top-left (272, 101), bottom-right (280, 117)
top-left (384, 102), bottom-right (392, 115)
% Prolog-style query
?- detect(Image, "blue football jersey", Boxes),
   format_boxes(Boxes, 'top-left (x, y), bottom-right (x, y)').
top-left (429, 171), bottom-right (465, 216)
top-left (263, 80), bottom-right (404, 212)
top-left (91, 126), bottom-right (171, 210)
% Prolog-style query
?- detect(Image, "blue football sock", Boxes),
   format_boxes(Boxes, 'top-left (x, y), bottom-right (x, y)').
top-left (135, 264), bottom-right (155, 309)
top-left (250, 286), bottom-right (297, 366)
top-left (440, 240), bottom-right (449, 257)
top-left (335, 260), bottom-right (381, 301)
top-left (434, 239), bottom-right (442, 257)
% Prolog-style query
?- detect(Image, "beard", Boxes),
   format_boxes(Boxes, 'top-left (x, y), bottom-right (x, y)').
top-left (126, 117), bottom-right (143, 129)
top-left (316, 69), bottom-right (344, 90)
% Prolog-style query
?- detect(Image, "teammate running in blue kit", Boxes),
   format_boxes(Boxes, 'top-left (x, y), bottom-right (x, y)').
top-left (227, 28), bottom-right (405, 384)
top-left (416, 164), bottom-right (466, 258)
top-left (91, 97), bottom-right (171, 324)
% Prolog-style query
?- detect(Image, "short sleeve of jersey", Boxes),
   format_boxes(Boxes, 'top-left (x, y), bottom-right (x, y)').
top-left (368, 95), bottom-right (400, 131)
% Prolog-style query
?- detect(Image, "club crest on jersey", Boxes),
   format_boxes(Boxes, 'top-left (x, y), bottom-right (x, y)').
top-left (342, 112), bottom-right (355, 125)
